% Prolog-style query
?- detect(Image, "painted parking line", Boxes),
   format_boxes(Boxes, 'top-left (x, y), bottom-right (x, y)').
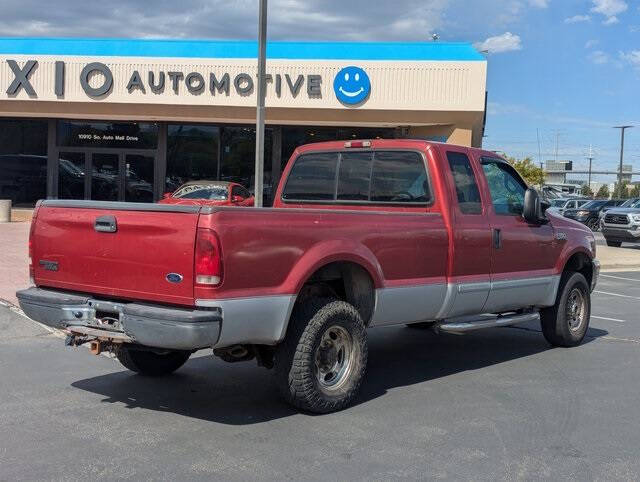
top-left (592, 315), bottom-right (626, 323)
top-left (600, 274), bottom-right (640, 282)
top-left (594, 290), bottom-right (640, 300)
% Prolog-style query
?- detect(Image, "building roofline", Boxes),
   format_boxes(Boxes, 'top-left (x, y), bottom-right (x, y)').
top-left (0, 37), bottom-right (486, 61)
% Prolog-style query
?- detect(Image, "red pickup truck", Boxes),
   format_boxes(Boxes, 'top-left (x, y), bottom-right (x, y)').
top-left (17, 139), bottom-right (599, 413)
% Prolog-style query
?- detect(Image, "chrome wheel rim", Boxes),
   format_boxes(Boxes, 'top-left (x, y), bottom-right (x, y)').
top-left (566, 288), bottom-right (586, 332)
top-left (314, 325), bottom-right (354, 392)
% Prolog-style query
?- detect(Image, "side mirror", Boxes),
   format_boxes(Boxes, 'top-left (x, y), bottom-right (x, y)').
top-left (523, 188), bottom-right (547, 224)
top-left (231, 195), bottom-right (244, 203)
top-left (162, 192), bottom-right (172, 199)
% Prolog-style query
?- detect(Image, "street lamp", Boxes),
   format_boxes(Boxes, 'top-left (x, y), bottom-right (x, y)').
top-left (614, 125), bottom-right (633, 197)
top-left (254, 0), bottom-right (268, 208)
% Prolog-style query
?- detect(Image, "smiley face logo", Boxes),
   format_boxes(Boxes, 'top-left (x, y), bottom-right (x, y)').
top-left (333, 66), bottom-right (371, 106)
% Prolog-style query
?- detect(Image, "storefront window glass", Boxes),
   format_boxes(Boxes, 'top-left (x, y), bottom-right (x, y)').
top-left (220, 126), bottom-right (273, 202)
top-left (166, 124), bottom-right (219, 193)
top-left (281, 126), bottom-right (395, 168)
top-left (0, 119), bottom-right (48, 207)
top-left (58, 152), bottom-right (86, 200)
top-left (125, 154), bottom-right (155, 203)
top-left (58, 121), bottom-right (158, 149)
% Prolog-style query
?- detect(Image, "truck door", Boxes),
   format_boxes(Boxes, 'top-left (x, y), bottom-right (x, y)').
top-left (441, 148), bottom-right (492, 318)
top-left (476, 156), bottom-right (559, 313)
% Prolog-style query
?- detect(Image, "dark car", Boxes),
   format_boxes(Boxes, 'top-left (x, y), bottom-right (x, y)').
top-left (564, 199), bottom-right (625, 230)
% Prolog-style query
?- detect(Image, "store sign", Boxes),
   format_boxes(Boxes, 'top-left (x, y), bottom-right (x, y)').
top-left (333, 66), bottom-right (371, 105)
top-left (3, 59), bottom-right (371, 107)
top-left (4, 59), bottom-right (325, 99)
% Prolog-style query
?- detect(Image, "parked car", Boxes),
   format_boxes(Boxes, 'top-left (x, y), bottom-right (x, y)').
top-left (548, 198), bottom-right (590, 215)
top-left (601, 203), bottom-right (640, 247)
top-left (17, 139), bottom-right (599, 413)
top-left (563, 199), bottom-right (625, 231)
top-left (598, 198), bottom-right (640, 229)
top-left (159, 180), bottom-right (254, 207)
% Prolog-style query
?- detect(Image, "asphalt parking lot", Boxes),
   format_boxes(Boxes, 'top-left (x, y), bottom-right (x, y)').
top-left (1, 272), bottom-right (639, 480)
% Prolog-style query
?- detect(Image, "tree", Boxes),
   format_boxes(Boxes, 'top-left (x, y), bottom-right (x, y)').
top-left (596, 184), bottom-right (610, 199)
top-left (506, 156), bottom-right (545, 187)
top-left (631, 184), bottom-right (640, 198)
top-left (581, 185), bottom-right (594, 198)
top-left (613, 181), bottom-right (630, 199)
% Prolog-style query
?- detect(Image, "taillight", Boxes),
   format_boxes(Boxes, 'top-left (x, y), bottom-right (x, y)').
top-left (194, 228), bottom-right (223, 286)
top-left (28, 237), bottom-right (34, 285)
top-left (28, 201), bottom-right (41, 286)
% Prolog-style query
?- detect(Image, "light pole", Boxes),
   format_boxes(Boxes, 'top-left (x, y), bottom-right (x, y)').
top-left (614, 126), bottom-right (633, 197)
top-left (254, 0), bottom-right (268, 208)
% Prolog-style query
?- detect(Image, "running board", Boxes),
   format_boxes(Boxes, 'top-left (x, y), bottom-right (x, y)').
top-left (435, 312), bottom-right (539, 334)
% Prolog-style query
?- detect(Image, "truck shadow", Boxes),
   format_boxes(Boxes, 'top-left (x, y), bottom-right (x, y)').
top-left (71, 323), bottom-right (608, 425)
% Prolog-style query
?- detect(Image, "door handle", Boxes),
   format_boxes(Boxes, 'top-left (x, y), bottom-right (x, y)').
top-left (95, 215), bottom-right (117, 233)
top-left (493, 228), bottom-right (502, 249)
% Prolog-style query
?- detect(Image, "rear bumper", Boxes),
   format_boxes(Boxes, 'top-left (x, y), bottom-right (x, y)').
top-left (16, 287), bottom-right (221, 351)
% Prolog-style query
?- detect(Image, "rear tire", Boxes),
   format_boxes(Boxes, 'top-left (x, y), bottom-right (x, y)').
top-left (274, 298), bottom-right (368, 413)
top-left (540, 272), bottom-right (591, 347)
top-left (606, 240), bottom-right (622, 247)
top-left (116, 346), bottom-right (191, 376)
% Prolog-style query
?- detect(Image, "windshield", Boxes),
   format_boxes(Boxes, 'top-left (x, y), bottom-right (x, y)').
top-left (173, 184), bottom-right (229, 200)
top-left (581, 200), bottom-right (605, 210)
top-left (551, 199), bottom-right (566, 207)
top-left (621, 198), bottom-right (640, 208)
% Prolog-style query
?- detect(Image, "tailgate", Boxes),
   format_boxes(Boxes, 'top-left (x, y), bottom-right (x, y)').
top-left (32, 201), bottom-right (201, 306)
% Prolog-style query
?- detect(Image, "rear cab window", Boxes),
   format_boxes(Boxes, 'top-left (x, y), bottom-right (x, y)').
top-left (281, 152), bottom-right (338, 201)
top-left (282, 150), bottom-right (431, 206)
top-left (446, 151), bottom-right (482, 215)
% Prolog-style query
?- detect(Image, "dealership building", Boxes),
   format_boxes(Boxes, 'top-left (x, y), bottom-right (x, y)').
top-left (0, 38), bottom-right (487, 207)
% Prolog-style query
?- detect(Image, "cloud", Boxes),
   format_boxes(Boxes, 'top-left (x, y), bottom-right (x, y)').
top-left (589, 50), bottom-right (610, 64)
top-left (0, 0), bottom-right (452, 41)
top-left (585, 39), bottom-right (599, 48)
top-left (591, 0), bottom-right (628, 25)
top-left (528, 0), bottom-right (549, 8)
top-left (620, 50), bottom-right (640, 69)
top-left (565, 14), bottom-right (591, 23)
top-left (474, 32), bottom-right (522, 54)
top-left (487, 102), bottom-right (528, 116)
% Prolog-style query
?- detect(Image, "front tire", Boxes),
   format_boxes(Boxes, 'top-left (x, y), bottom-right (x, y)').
top-left (587, 218), bottom-right (599, 231)
top-left (606, 240), bottom-right (622, 247)
top-left (274, 298), bottom-right (368, 413)
top-left (116, 346), bottom-right (191, 376)
top-left (540, 272), bottom-right (591, 347)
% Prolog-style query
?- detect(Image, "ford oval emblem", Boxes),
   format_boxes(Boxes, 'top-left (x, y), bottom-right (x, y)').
top-left (166, 273), bottom-right (183, 284)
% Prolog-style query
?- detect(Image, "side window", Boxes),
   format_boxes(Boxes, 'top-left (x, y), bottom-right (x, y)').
top-left (446, 151), bottom-right (482, 214)
top-left (337, 152), bottom-right (372, 201)
top-left (370, 151), bottom-right (429, 203)
top-left (282, 153), bottom-right (339, 201)
top-left (568, 201), bottom-right (576, 209)
top-left (481, 160), bottom-right (527, 215)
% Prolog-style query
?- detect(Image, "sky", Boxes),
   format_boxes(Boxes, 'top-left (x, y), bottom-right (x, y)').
top-left (1, 0), bottom-right (639, 181)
